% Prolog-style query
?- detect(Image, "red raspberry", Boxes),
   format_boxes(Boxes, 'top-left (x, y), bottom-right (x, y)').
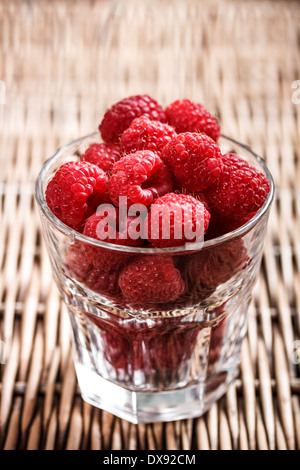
top-left (83, 209), bottom-right (143, 272)
top-left (204, 239), bottom-right (249, 286)
top-left (65, 241), bottom-right (121, 298)
top-left (149, 322), bottom-right (199, 370)
top-left (174, 187), bottom-right (210, 211)
top-left (82, 313), bottom-right (134, 372)
top-left (83, 189), bottom-right (113, 216)
top-left (203, 214), bottom-right (228, 240)
top-left (97, 323), bottom-right (130, 371)
top-left (81, 142), bottom-right (121, 174)
top-left (118, 255), bottom-right (185, 303)
top-left (85, 314), bottom-right (198, 373)
top-left (84, 269), bottom-right (121, 297)
top-left (108, 150), bottom-right (173, 207)
top-left (99, 95), bottom-right (166, 144)
top-left (161, 132), bottom-right (223, 191)
top-left (120, 115), bottom-right (177, 157)
top-left (74, 189), bottom-right (115, 233)
top-left (228, 211), bottom-right (258, 231)
top-left (182, 238), bottom-right (249, 302)
top-left (45, 161), bottom-right (108, 230)
top-left (65, 240), bottom-right (93, 281)
top-left (145, 193), bottom-right (210, 248)
top-left (205, 153), bottom-right (270, 218)
top-left (165, 98), bottom-right (220, 141)
top-left (206, 210), bottom-right (258, 240)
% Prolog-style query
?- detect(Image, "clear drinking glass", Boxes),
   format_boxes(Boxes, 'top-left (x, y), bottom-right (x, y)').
top-left (35, 133), bottom-right (274, 423)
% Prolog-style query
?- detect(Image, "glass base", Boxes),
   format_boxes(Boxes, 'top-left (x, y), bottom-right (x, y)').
top-left (75, 361), bottom-right (240, 423)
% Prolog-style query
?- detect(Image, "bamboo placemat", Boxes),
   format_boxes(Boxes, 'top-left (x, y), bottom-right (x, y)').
top-left (0, 0), bottom-right (299, 450)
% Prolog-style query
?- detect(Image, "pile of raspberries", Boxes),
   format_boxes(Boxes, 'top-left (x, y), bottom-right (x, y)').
top-left (46, 95), bottom-right (270, 306)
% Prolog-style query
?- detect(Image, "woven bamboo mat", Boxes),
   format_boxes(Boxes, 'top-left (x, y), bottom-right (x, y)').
top-left (0, 0), bottom-right (299, 451)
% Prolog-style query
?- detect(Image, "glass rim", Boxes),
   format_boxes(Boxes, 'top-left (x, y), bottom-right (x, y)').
top-left (35, 133), bottom-right (275, 254)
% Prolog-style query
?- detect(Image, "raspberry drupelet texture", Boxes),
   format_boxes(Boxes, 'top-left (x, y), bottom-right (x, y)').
top-left (65, 241), bottom-right (121, 298)
top-left (161, 132), bottom-right (223, 191)
top-left (120, 115), bottom-right (177, 157)
top-left (99, 94), bottom-right (166, 144)
top-left (174, 187), bottom-right (210, 211)
top-left (81, 142), bottom-right (121, 174)
top-left (65, 240), bottom-right (93, 282)
top-left (145, 192), bottom-right (210, 248)
top-left (83, 209), bottom-right (144, 272)
top-left (147, 324), bottom-right (199, 370)
top-left (185, 238), bottom-right (249, 291)
top-left (165, 99), bottom-right (221, 142)
top-left (181, 238), bottom-right (249, 302)
top-left (84, 269), bottom-right (121, 297)
top-left (108, 150), bottom-right (173, 207)
top-left (45, 161), bottom-right (108, 230)
top-left (228, 211), bottom-right (258, 231)
top-left (118, 255), bottom-right (185, 303)
top-left (205, 153), bottom-right (270, 218)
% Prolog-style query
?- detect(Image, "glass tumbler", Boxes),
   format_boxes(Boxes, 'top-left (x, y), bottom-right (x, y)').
top-left (35, 133), bottom-right (274, 423)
